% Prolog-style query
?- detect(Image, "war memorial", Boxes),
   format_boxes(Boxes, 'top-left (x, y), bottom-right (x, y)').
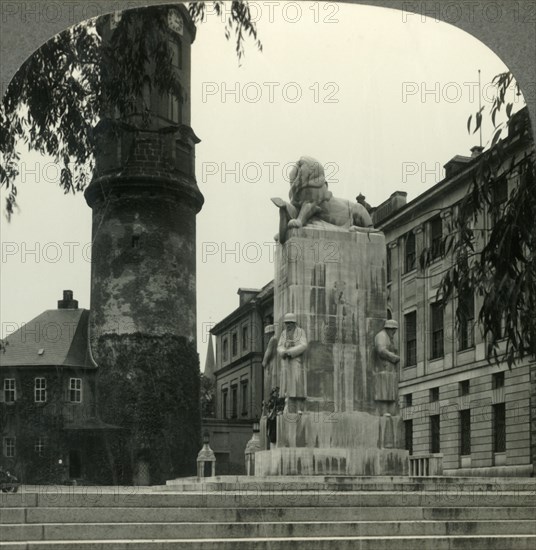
top-left (253, 156), bottom-right (409, 477)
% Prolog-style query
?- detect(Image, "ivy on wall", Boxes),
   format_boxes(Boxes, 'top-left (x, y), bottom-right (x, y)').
top-left (0, 369), bottom-right (65, 483)
top-left (94, 333), bottom-right (201, 484)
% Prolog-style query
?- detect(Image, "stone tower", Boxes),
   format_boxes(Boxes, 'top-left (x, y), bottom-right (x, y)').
top-left (85, 5), bottom-right (203, 343)
top-left (84, 5), bottom-right (203, 483)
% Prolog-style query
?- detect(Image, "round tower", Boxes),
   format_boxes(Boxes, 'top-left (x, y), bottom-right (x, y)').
top-left (85, 5), bottom-right (203, 483)
top-left (85, 5), bottom-right (202, 343)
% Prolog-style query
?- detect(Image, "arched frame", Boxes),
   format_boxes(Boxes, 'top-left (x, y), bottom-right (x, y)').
top-left (1, 0), bottom-right (535, 132)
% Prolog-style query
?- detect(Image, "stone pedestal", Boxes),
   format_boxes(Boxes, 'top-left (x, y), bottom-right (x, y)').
top-left (257, 224), bottom-right (408, 476)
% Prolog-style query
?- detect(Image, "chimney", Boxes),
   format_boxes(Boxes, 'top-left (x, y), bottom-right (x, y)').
top-left (470, 145), bottom-right (484, 158)
top-left (58, 290), bottom-right (79, 309)
top-left (237, 288), bottom-right (260, 307)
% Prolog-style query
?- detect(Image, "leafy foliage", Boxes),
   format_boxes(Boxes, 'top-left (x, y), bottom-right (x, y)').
top-left (188, 0), bottom-right (262, 59)
top-left (94, 333), bottom-right (201, 483)
top-left (425, 72), bottom-right (536, 366)
top-left (0, 2), bottom-right (261, 218)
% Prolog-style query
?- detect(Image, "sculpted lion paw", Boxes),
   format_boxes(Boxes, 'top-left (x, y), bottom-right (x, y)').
top-left (288, 219), bottom-right (303, 229)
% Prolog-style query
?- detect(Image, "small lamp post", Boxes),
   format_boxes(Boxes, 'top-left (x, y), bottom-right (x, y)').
top-left (244, 419), bottom-right (261, 476)
top-left (196, 431), bottom-right (216, 478)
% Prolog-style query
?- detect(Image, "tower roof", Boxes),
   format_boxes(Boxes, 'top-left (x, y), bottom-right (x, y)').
top-left (203, 334), bottom-right (216, 380)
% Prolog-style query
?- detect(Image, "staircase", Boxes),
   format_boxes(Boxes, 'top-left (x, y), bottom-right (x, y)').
top-left (1, 476), bottom-right (536, 549)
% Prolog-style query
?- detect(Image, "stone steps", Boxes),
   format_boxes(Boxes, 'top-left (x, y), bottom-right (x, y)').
top-left (2, 519), bottom-right (536, 540)
top-left (1, 478), bottom-right (535, 549)
top-left (2, 536), bottom-right (536, 550)
top-left (3, 506), bottom-right (536, 523)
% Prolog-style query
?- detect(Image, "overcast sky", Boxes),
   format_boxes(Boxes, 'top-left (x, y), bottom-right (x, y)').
top-left (0, 2), bottom-right (521, 369)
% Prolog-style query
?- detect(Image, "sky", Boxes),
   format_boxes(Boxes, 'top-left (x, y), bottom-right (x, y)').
top-left (0, 1), bottom-right (522, 370)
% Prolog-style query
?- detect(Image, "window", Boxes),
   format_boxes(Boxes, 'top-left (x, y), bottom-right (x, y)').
top-left (3, 379), bottom-right (15, 403)
top-left (491, 178), bottom-right (508, 222)
top-left (492, 372), bottom-right (505, 389)
top-left (34, 437), bottom-right (46, 457)
top-left (430, 387), bottom-right (439, 402)
top-left (168, 91), bottom-right (180, 123)
top-left (168, 38), bottom-right (182, 69)
top-left (404, 394), bottom-right (412, 407)
top-left (386, 246), bottom-right (392, 282)
top-left (430, 216), bottom-right (443, 259)
top-left (404, 419), bottom-right (413, 455)
top-left (35, 377), bottom-right (47, 403)
top-left (460, 409), bottom-right (471, 456)
top-left (241, 380), bottom-right (248, 416)
top-left (405, 232), bottom-right (416, 273)
top-left (222, 338), bottom-right (229, 362)
top-left (404, 311), bottom-right (417, 367)
top-left (493, 403), bottom-right (506, 453)
top-left (242, 326), bottom-right (248, 351)
top-left (222, 389), bottom-right (229, 419)
top-left (3, 437), bottom-right (15, 458)
top-left (430, 415), bottom-right (440, 453)
top-left (231, 385), bottom-right (238, 419)
top-left (232, 333), bottom-right (238, 356)
top-left (459, 380), bottom-right (470, 396)
top-left (458, 290), bottom-right (475, 350)
top-left (69, 378), bottom-right (82, 403)
top-left (430, 302), bottom-right (444, 359)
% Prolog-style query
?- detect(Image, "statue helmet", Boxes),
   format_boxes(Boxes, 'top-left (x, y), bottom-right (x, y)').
top-left (264, 324), bottom-right (275, 334)
top-left (283, 313), bottom-right (297, 323)
top-left (384, 320), bottom-right (399, 330)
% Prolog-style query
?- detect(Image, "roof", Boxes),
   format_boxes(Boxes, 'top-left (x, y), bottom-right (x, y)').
top-left (211, 281), bottom-right (273, 335)
top-left (0, 309), bottom-right (97, 369)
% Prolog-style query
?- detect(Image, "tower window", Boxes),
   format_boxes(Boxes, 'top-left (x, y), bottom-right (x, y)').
top-left (168, 38), bottom-right (182, 69)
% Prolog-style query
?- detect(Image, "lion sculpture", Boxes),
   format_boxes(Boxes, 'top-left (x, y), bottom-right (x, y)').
top-left (271, 156), bottom-right (376, 243)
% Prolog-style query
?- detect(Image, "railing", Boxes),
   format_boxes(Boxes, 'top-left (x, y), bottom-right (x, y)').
top-left (409, 454), bottom-right (443, 476)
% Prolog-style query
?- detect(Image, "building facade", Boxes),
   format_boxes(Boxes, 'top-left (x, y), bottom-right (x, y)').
top-left (0, 291), bottom-right (122, 483)
top-left (204, 283), bottom-right (273, 474)
top-left (376, 107), bottom-right (535, 476)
